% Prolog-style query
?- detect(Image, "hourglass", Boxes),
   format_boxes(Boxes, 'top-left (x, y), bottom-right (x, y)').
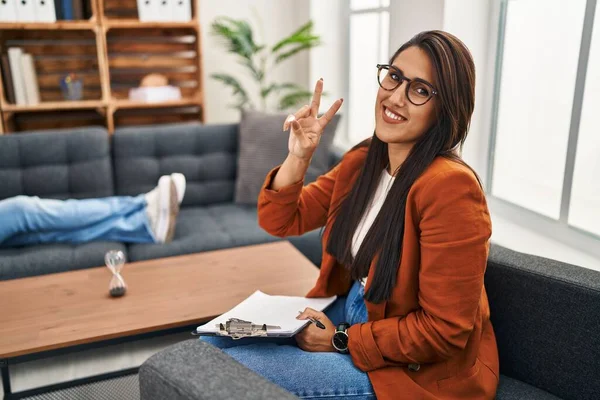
top-left (105, 250), bottom-right (127, 297)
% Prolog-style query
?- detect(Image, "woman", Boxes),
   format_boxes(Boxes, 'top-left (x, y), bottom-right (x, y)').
top-left (202, 30), bottom-right (499, 399)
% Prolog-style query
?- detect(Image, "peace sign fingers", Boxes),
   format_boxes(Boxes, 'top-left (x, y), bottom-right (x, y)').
top-left (310, 78), bottom-right (324, 116)
top-left (318, 98), bottom-right (344, 129)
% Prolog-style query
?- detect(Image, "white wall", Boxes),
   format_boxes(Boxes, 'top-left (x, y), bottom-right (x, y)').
top-left (389, 0), bottom-right (444, 54)
top-left (199, 0), bottom-right (310, 123)
top-left (309, 0), bottom-right (348, 148)
top-left (442, 0), bottom-right (494, 177)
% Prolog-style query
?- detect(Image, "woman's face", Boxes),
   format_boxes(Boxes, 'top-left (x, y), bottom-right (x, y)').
top-left (375, 46), bottom-right (438, 147)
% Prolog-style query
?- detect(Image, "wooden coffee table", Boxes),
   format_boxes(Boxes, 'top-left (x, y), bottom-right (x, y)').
top-left (0, 241), bottom-right (320, 398)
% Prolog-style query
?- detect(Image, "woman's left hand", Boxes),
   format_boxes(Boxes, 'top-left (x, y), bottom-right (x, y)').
top-left (295, 307), bottom-right (337, 352)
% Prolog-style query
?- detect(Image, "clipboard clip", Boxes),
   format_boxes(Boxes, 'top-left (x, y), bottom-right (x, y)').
top-left (216, 318), bottom-right (281, 340)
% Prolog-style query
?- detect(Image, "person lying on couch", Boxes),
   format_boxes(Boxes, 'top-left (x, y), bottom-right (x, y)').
top-left (201, 30), bottom-right (499, 400)
top-left (0, 174), bottom-right (186, 247)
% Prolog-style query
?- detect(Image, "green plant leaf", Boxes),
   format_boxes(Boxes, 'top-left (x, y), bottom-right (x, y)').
top-left (278, 89), bottom-right (313, 110)
top-left (274, 41), bottom-right (320, 64)
top-left (241, 58), bottom-right (264, 82)
top-left (211, 73), bottom-right (252, 109)
top-left (261, 82), bottom-right (303, 98)
top-left (272, 21), bottom-right (316, 52)
top-left (211, 17), bottom-right (263, 60)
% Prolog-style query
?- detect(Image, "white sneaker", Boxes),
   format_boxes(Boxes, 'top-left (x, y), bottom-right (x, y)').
top-left (170, 173), bottom-right (186, 205)
top-left (145, 176), bottom-right (179, 243)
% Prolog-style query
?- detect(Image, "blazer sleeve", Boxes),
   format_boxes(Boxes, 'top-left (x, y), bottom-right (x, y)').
top-left (257, 162), bottom-right (342, 237)
top-left (347, 168), bottom-right (492, 372)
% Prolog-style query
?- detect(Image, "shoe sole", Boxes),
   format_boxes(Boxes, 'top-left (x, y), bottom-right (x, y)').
top-left (165, 180), bottom-right (179, 243)
top-left (156, 176), bottom-right (171, 243)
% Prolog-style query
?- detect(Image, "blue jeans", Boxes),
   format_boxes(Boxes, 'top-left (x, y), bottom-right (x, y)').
top-left (201, 280), bottom-right (375, 400)
top-left (0, 195), bottom-right (155, 247)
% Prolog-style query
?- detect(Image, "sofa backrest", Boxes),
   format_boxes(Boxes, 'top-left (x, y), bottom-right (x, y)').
top-left (485, 243), bottom-right (600, 400)
top-left (0, 127), bottom-right (114, 201)
top-left (112, 123), bottom-right (238, 207)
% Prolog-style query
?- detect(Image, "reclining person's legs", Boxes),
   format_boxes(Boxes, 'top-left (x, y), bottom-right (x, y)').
top-left (0, 194), bottom-right (150, 244)
top-left (0, 173), bottom-right (186, 246)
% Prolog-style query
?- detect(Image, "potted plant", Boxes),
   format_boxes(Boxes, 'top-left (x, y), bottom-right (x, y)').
top-left (210, 17), bottom-right (323, 111)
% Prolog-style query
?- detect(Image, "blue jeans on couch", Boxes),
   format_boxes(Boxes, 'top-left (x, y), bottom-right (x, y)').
top-left (200, 281), bottom-right (375, 400)
top-left (0, 195), bottom-right (155, 247)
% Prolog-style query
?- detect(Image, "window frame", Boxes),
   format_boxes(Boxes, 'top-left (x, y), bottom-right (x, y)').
top-left (341, 0), bottom-right (391, 146)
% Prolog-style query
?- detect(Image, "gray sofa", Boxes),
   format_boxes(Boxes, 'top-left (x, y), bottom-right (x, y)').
top-left (139, 245), bottom-right (600, 400)
top-left (0, 123), bottom-right (328, 280)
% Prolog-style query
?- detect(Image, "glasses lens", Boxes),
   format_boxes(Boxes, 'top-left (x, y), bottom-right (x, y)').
top-left (378, 67), bottom-right (400, 91)
top-left (408, 81), bottom-right (432, 105)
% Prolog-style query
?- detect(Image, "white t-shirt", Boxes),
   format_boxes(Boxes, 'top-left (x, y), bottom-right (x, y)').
top-left (351, 168), bottom-right (396, 286)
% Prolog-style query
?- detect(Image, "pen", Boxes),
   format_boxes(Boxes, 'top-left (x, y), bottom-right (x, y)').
top-left (298, 311), bottom-right (326, 329)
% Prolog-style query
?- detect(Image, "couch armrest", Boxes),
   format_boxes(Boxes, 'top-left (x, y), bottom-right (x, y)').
top-left (139, 339), bottom-right (298, 400)
top-left (486, 243), bottom-right (600, 400)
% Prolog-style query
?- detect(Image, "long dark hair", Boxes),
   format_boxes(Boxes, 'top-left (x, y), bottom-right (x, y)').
top-left (326, 30), bottom-right (479, 304)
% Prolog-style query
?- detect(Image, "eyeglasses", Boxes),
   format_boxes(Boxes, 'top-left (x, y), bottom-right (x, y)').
top-left (376, 64), bottom-right (438, 106)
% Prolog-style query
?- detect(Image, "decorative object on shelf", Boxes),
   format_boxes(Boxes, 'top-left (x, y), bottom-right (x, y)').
top-left (211, 17), bottom-right (322, 112)
top-left (60, 73), bottom-right (83, 100)
top-left (105, 250), bottom-right (127, 297)
top-left (128, 73), bottom-right (182, 102)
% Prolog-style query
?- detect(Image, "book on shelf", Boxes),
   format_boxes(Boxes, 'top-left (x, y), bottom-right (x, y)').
top-left (60, 0), bottom-right (88, 20)
top-left (61, 0), bottom-right (73, 20)
top-left (137, 0), bottom-right (192, 22)
top-left (16, 0), bottom-right (36, 22)
top-left (0, 0), bottom-right (18, 22)
top-left (172, 0), bottom-right (191, 22)
top-left (7, 48), bottom-right (27, 106)
top-left (4, 48), bottom-right (40, 106)
top-left (35, 0), bottom-right (57, 22)
top-left (72, 0), bottom-right (84, 20)
top-left (21, 53), bottom-right (40, 105)
top-left (1, 55), bottom-right (16, 104)
top-left (5, 0), bottom-right (69, 23)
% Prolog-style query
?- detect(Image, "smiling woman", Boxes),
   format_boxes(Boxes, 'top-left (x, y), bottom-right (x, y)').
top-left (203, 30), bottom-right (498, 400)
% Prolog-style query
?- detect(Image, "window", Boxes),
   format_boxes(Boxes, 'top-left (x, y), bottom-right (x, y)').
top-left (346, 0), bottom-right (390, 145)
top-left (488, 0), bottom-right (600, 248)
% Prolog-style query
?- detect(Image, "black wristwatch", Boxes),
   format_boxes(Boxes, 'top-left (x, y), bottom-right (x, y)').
top-left (332, 322), bottom-right (350, 353)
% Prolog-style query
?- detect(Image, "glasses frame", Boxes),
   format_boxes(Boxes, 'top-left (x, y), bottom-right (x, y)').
top-left (376, 64), bottom-right (438, 106)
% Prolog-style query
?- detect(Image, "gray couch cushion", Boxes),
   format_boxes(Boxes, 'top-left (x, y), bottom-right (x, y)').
top-left (486, 244), bottom-right (600, 400)
top-left (126, 204), bottom-right (273, 261)
top-left (0, 241), bottom-right (126, 280)
top-left (0, 127), bottom-right (113, 200)
top-left (113, 123), bottom-right (238, 208)
top-left (139, 339), bottom-right (298, 400)
top-left (234, 110), bottom-right (340, 204)
top-left (497, 375), bottom-right (562, 400)
top-left (127, 204), bottom-right (323, 267)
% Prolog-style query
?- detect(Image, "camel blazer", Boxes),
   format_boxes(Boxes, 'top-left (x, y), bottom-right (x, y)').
top-left (257, 146), bottom-right (499, 399)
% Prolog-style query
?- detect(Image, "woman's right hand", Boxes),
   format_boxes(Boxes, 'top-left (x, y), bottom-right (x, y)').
top-left (283, 79), bottom-right (343, 162)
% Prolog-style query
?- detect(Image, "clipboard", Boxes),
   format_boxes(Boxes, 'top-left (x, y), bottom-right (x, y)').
top-left (191, 290), bottom-right (337, 339)
top-left (191, 318), bottom-right (284, 339)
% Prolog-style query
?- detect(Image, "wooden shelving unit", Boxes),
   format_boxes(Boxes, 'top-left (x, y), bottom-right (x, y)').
top-left (0, 0), bottom-right (204, 134)
top-left (0, 21), bottom-right (97, 30)
top-left (3, 100), bottom-right (105, 112)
